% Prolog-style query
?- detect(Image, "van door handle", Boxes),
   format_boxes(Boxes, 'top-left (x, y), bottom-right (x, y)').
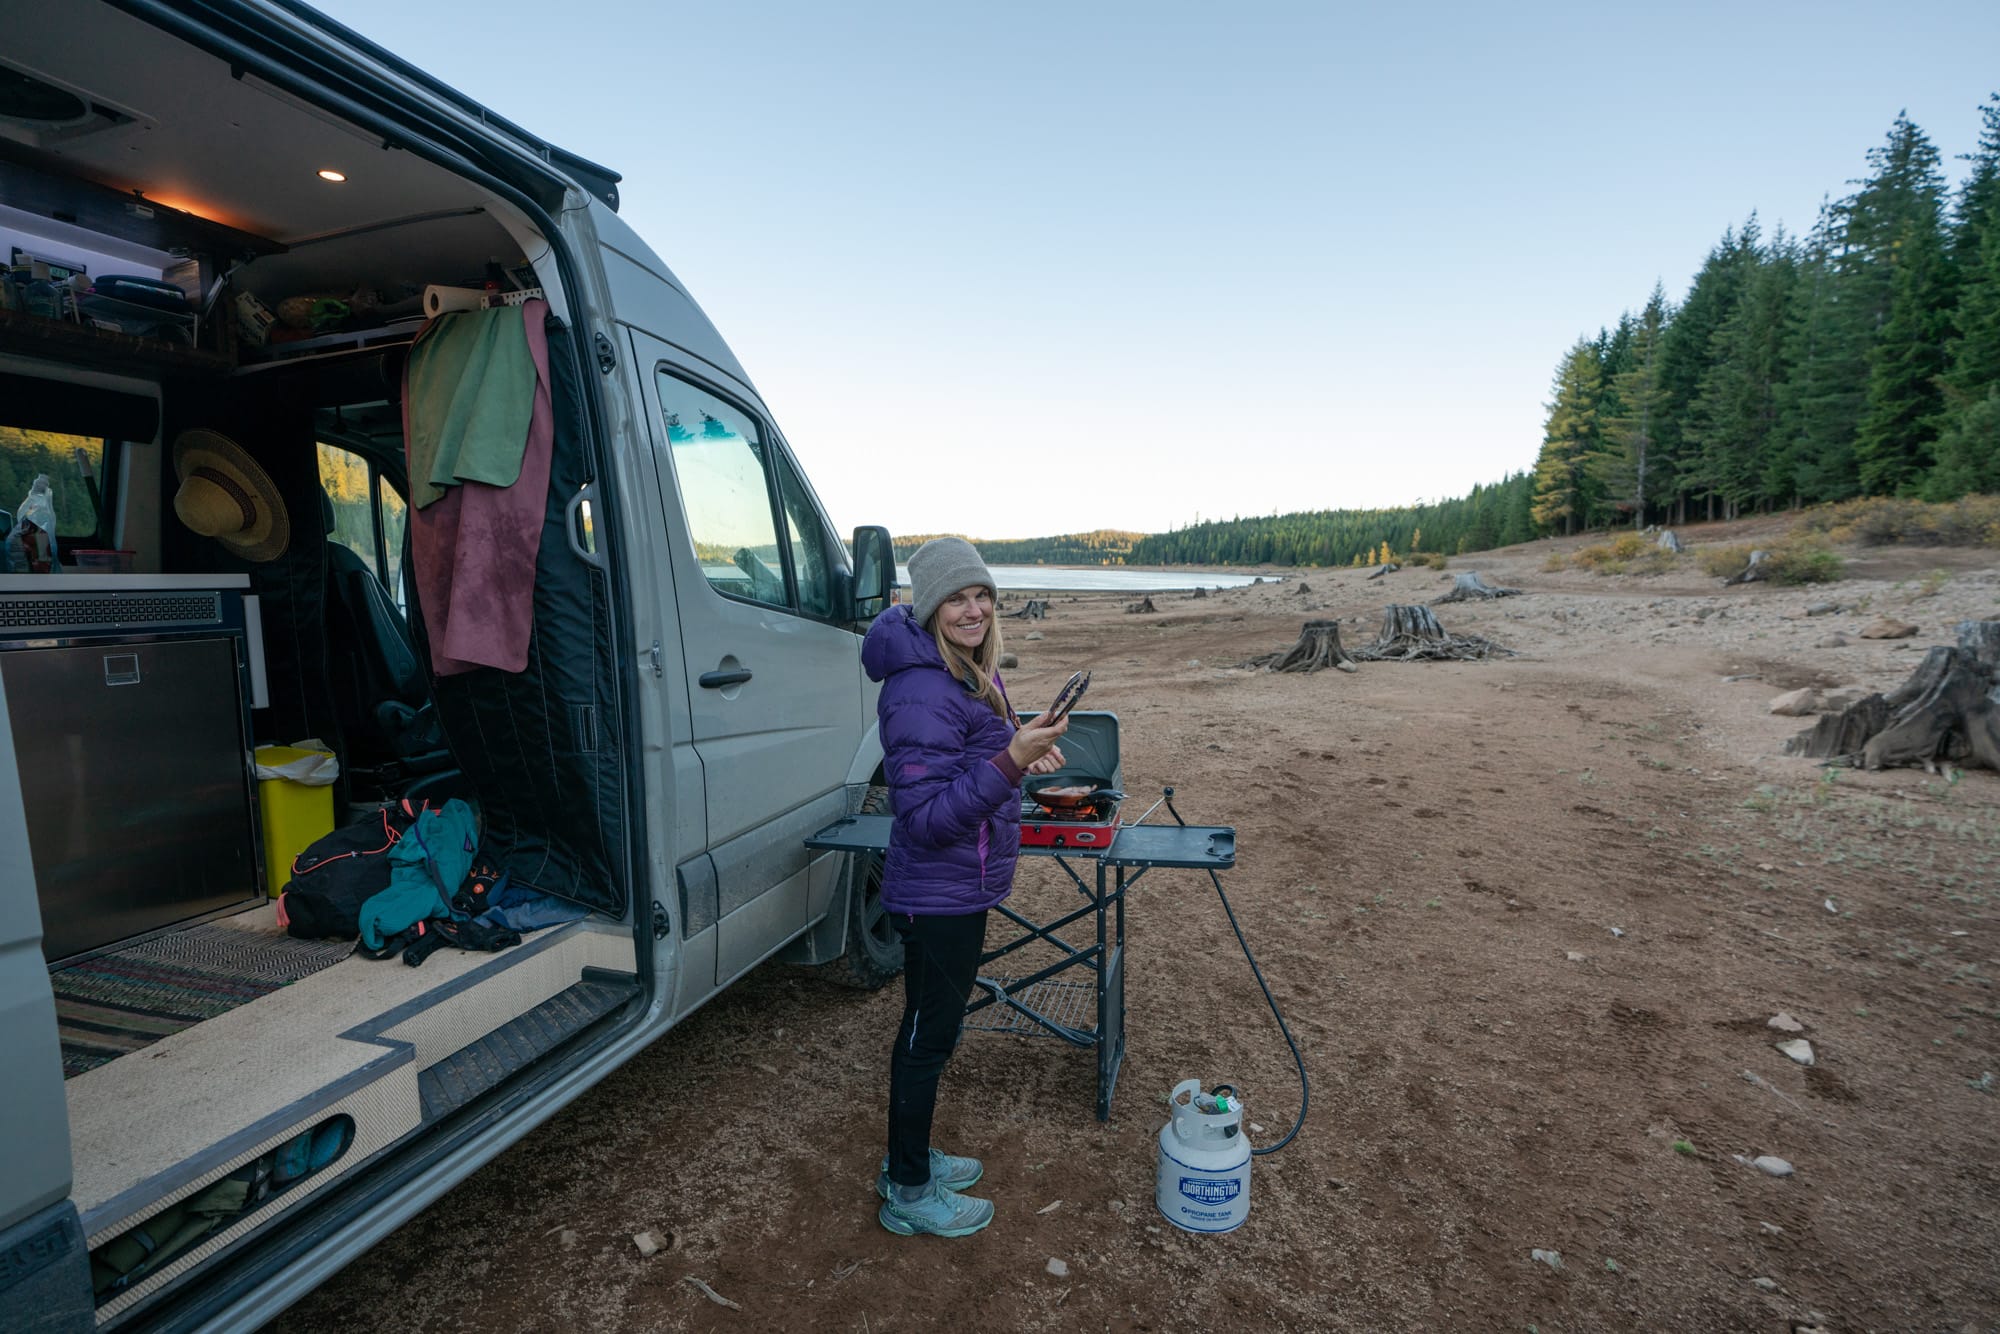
top-left (699, 668), bottom-right (753, 688)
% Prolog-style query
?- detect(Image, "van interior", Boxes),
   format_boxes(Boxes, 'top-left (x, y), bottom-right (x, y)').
top-left (2, 5), bottom-right (644, 1321)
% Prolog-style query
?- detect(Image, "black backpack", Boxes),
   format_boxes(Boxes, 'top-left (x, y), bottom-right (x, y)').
top-left (281, 799), bottom-right (431, 940)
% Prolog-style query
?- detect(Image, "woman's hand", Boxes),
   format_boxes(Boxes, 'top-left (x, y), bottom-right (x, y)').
top-left (1007, 711), bottom-right (1069, 772)
top-left (1024, 745), bottom-right (1066, 776)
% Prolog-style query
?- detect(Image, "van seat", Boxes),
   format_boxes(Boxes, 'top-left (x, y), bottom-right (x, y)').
top-left (321, 493), bottom-right (453, 789)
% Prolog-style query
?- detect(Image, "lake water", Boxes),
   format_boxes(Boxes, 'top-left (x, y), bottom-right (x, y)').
top-left (975, 565), bottom-right (1278, 592)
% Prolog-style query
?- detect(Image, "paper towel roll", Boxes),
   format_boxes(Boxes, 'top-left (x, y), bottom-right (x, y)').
top-left (423, 285), bottom-right (486, 317)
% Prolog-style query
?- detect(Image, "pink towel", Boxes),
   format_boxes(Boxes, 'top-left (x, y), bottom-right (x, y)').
top-left (406, 299), bottom-right (554, 675)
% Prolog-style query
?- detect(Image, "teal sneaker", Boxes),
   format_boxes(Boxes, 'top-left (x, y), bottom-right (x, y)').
top-left (876, 1148), bottom-right (983, 1200)
top-left (877, 1179), bottom-right (994, 1238)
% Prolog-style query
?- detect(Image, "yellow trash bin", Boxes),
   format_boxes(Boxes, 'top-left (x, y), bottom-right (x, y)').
top-left (254, 744), bottom-right (338, 896)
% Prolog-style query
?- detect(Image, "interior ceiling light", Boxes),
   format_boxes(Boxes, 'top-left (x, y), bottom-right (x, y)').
top-left (317, 168), bottom-right (347, 182)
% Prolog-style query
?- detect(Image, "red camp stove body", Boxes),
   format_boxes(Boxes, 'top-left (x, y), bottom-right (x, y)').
top-left (1015, 710), bottom-right (1124, 849)
top-left (1019, 798), bottom-right (1121, 850)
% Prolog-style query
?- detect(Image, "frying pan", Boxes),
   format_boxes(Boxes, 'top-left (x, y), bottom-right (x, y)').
top-left (1025, 774), bottom-right (1124, 812)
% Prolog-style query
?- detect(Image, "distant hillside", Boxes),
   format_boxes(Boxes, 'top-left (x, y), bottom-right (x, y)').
top-left (1129, 473), bottom-right (1536, 567)
top-left (893, 530), bottom-right (1142, 565)
top-left (894, 476), bottom-right (1539, 571)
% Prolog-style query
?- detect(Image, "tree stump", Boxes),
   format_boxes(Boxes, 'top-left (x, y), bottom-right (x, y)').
top-left (1722, 550), bottom-right (1768, 585)
top-left (1009, 599), bottom-right (1048, 620)
top-left (1244, 620), bottom-right (1358, 673)
top-left (1191, 586), bottom-right (1208, 599)
top-left (1784, 695), bottom-right (1890, 759)
top-left (1294, 580), bottom-right (1312, 595)
top-left (1656, 528), bottom-right (1684, 553)
top-left (1352, 605), bottom-right (1512, 661)
top-left (1433, 571), bottom-right (1521, 604)
top-left (1125, 596), bottom-right (1157, 614)
top-left (1959, 618), bottom-right (2000, 677)
top-left (1785, 627), bottom-right (2000, 771)
top-left (1365, 562), bottom-right (1401, 580)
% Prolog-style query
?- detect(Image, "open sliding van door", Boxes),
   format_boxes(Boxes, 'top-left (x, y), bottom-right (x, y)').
top-left (625, 329), bottom-right (864, 987)
top-left (0, 651), bottom-right (92, 1323)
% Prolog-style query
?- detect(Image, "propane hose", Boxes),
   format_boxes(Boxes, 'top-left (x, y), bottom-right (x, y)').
top-left (1162, 788), bottom-right (1308, 1156)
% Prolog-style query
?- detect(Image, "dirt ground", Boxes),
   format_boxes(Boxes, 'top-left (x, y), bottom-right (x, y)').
top-left (275, 521), bottom-right (2000, 1334)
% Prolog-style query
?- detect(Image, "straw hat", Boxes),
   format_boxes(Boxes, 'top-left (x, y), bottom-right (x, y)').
top-left (172, 428), bottom-right (290, 562)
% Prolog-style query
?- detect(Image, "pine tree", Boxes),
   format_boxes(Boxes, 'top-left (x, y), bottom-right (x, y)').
top-left (1932, 92), bottom-right (2000, 490)
top-left (1655, 225), bottom-right (1756, 519)
top-left (1686, 226), bottom-right (1799, 515)
top-left (1588, 285), bottom-right (1670, 525)
top-left (1530, 340), bottom-right (1606, 535)
top-left (1770, 201), bottom-right (1870, 501)
top-left (1853, 114), bottom-right (1954, 494)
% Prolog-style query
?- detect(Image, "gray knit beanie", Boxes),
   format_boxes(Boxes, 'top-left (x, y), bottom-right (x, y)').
top-left (907, 536), bottom-right (995, 627)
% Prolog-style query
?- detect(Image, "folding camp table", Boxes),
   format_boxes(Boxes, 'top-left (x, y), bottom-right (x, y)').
top-left (804, 811), bottom-right (1236, 1121)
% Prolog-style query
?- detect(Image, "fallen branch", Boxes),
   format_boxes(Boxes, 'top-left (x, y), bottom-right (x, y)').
top-left (684, 1276), bottom-right (742, 1310)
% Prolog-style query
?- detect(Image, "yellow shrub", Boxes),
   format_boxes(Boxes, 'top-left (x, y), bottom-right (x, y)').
top-left (1698, 544), bottom-right (1755, 577)
top-left (1542, 550), bottom-right (1567, 572)
top-left (1608, 531), bottom-right (1650, 560)
top-left (1564, 534), bottom-right (1678, 576)
top-left (1798, 494), bottom-right (2000, 547)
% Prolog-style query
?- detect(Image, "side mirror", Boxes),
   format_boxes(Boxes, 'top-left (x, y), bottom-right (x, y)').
top-left (850, 525), bottom-right (894, 621)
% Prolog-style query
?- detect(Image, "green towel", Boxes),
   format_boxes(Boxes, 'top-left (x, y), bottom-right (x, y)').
top-left (405, 307), bottom-right (537, 508)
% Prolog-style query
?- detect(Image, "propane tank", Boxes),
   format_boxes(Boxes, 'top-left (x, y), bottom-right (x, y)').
top-left (1156, 1079), bottom-right (1252, 1233)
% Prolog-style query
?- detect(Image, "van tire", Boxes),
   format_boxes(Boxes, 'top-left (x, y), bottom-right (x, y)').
top-left (818, 784), bottom-right (902, 989)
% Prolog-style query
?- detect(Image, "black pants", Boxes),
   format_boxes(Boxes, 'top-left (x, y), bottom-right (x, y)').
top-left (886, 909), bottom-right (989, 1188)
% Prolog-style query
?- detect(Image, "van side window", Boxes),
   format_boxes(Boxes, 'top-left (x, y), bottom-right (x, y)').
top-left (774, 450), bottom-right (836, 619)
top-left (377, 475), bottom-right (408, 612)
top-left (0, 427), bottom-right (111, 567)
top-left (316, 442), bottom-right (407, 610)
top-left (656, 372), bottom-right (788, 609)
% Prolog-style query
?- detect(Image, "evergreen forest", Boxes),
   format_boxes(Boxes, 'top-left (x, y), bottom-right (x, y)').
top-left (895, 530), bottom-right (1144, 565)
top-left (1528, 97), bottom-right (2000, 533)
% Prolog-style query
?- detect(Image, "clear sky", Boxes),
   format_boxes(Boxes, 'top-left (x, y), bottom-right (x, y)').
top-left (317, 0), bottom-right (2000, 542)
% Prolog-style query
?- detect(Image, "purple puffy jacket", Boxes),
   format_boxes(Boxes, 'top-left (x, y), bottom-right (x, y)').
top-left (862, 605), bottom-right (1023, 916)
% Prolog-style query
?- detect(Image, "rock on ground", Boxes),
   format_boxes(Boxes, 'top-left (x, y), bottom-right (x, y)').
top-left (1775, 1039), bottom-right (1816, 1066)
top-left (1768, 687), bottom-right (1821, 716)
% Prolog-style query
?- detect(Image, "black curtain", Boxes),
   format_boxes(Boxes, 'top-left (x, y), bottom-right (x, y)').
top-left (409, 317), bottom-right (627, 916)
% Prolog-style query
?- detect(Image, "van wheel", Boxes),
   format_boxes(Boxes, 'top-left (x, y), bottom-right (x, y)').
top-left (819, 784), bottom-right (902, 989)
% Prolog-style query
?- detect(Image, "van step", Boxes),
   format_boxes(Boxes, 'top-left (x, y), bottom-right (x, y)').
top-left (418, 974), bottom-right (640, 1121)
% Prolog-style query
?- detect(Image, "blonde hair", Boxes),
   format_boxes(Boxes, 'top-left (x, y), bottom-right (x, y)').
top-left (929, 598), bottom-right (1011, 719)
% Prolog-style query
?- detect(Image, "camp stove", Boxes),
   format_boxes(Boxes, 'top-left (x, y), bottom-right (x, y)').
top-left (1020, 792), bottom-right (1122, 849)
top-left (1016, 710), bottom-right (1123, 850)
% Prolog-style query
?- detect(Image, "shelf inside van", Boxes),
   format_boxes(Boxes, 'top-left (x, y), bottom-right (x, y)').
top-left (0, 306), bottom-right (232, 374)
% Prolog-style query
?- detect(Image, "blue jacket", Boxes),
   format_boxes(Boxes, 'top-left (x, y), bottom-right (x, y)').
top-left (862, 605), bottom-right (1022, 915)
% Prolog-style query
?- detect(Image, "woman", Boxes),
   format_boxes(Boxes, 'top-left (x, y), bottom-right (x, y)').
top-left (860, 536), bottom-right (1070, 1238)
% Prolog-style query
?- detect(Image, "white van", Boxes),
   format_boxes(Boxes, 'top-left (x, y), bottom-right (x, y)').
top-left (0, 3), bottom-right (904, 1328)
